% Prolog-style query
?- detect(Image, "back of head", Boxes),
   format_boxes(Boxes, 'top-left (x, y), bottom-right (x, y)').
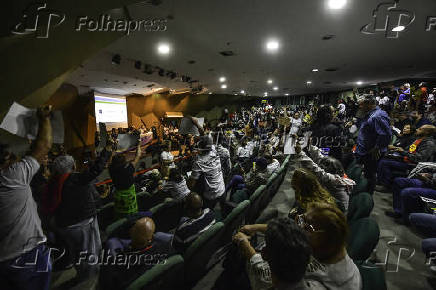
top-left (198, 135), bottom-right (213, 152)
top-left (111, 154), bottom-right (127, 169)
top-left (264, 218), bottom-right (312, 285)
top-left (256, 158), bottom-right (268, 171)
top-left (52, 155), bottom-right (75, 176)
top-left (305, 202), bottom-right (348, 262)
top-left (130, 217), bottom-right (156, 249)
top-left (168, 167), bottom-right (183, 183)
top-left (185, 192), bottom-right (203, 217)
top-left (316, 105), bottom-right (333, 125)
top-left (291, 168), bottom-right (334, 209)
top-left (319, 157), bottom-right (344, 176)
top-left (0, 143), bottom-right (11, 168)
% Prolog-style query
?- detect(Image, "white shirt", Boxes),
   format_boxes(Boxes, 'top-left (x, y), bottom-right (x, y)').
top-left (267, 159), bottom-right (280, 175)
top-left (237, 145), bottom-right (251, 158)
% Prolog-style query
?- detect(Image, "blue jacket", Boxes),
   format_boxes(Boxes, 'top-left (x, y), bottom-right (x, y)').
top-left (356, 108), bottom-right (392, 156)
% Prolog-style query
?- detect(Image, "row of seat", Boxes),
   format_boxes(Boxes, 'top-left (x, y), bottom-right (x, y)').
top-left (121, 156), bottom-right (292, 289)
top-left (345, 160), bottom-right (387, 290)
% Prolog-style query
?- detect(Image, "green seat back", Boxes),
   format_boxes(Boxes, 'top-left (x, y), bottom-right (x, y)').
top-left (348, 192), bottom-right (374, 222)
top-left (222, 200), bottom-right (250, 243)
top-left (347, 217), bottom-right (380, 261)
top-left (184, 222), bottom-right (225, 285)
top-left (231, 189), bottom-right (249, 204)
top-left (347, 165), bottom-right (363, 183)
top-left (97, 202), bottom-right (115, 230)
top-left (247, 185), bottom-right (267, 223)
top-left (150, 200), bottom-right (184, 232)
top-left (126, 255), bottom-right (184, 290)
top-left (346, 159), bottom-right (358, 173)
top-left (355, 261), bottom-right (387, 290)
top-left (138, 192), bottom-right (166, 212)
top-left (105, 218), bottom-right (128, 239)
top-left (352, 177), bottom-right (369, 195)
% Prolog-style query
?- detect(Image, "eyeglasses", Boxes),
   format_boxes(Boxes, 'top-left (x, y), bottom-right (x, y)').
top-left (295, 214), bottom-right (325, 233)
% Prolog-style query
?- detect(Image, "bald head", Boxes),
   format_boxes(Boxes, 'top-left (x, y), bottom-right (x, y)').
top-left (416, 125), bottom-right (436, 137)
top-left (130, 217), bottom-right (155, 249)
top-left (185, 192), bottom-right (203, 217)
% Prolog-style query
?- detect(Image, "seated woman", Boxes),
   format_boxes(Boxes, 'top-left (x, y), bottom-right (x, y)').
top-left (296, 144), bottom-right (355, 211)
top-left (240, 202), bottom-right (362, 290)
top-left (289, 168), bottom-right (337, 217)
top-left (388, 123), bottom-right (415, 153)
top-left (160, 167), bottom-right (190, 201)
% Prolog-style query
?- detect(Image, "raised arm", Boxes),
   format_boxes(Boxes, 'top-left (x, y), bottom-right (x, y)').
top-left (31, 105), bottom-right (53, 163)
top-left (132, 142), bottom-right (142, 168)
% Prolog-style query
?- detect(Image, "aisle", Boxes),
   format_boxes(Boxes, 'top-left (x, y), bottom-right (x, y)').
top-left (371, 190), bottom-right (436, 290)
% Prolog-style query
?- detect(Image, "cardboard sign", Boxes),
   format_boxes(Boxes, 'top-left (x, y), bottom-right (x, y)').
top-left (0, 102), bottom-right (65, 144)
top-left (278, 116), bottom-right (291, 127)
top-left (178, 117), bottom-right (204, 136)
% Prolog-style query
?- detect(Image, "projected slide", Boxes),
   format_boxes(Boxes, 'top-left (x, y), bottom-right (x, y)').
top-left (95, 95), bottom-right (128, 129)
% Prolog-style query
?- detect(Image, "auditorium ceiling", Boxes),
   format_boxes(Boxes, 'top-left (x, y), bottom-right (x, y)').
top-left (67, 0), bottom-right (436, 97)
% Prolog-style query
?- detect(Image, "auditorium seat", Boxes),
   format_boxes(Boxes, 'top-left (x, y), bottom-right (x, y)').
top-left (347, 192), bottom-right (374, 222)
top-left (150, 200), bottom-right (184, 232)
top-left (352, 177), bottom-right (369, 195)
top-left (97, 202), bottom-right (115, 230)
top-left (184, 222), bottom-right (225, 286)
top-left (346, 165), bottom-right (363, 183)
top-left (137, 191), bottom-right (166, 212)
top-left (355, 260), bottom-right (387, 290)
top-left (125, 255), bottom-right (185, 290)
top-left (221, 200), bottom-right (250, 243)
top-left (347, 217), bottom-right (380, 261)
top-left (247, 185), bottom-right (267, 223)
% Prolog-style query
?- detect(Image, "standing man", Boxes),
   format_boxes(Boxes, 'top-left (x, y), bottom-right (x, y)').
top-left (355, 95), bottom-right (392, 194)
top-left (0, 106), bottom-right (53, 290)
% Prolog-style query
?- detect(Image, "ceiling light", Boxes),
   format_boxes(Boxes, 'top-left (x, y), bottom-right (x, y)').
top-left (219, 77), bottom-right (226, 83)
top-left (328, 0), bottom-right (347, 10)
top-left (221, 84), bottom-right (227, 89)
top-left (264, 92), bottom-right (268, 96)
top-left (209, 92), bottom-right (213, 94)
top-left (285, 93), bottom-right (290, 96)
top-left (266, 40), bottom-right (279, 52)
top-left (157, 43), bottom-right (170, 54)
top-left (240, 90), bottom-right (245, 94)
top-left (356, 81), bottom-right (363, 85)
top-left (273, 87), bottom-right (279, 91)
top-left (306, 81), bottom-right (312, 85)
top-left (312, 68), bottom-right (319, 72)
top-left (392, 25), bottom-right (405, 32)
top-left (267, 79), bottom-right (273, 84)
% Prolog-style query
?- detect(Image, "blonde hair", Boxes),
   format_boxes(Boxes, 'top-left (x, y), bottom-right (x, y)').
top-left (292, 168), bottom-right (336, 210)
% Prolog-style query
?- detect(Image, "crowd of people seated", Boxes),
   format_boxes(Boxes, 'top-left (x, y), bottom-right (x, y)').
top-left (1, 82), bottom-right (436, 289)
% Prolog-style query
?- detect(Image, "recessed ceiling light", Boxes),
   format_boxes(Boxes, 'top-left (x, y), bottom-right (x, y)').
top-left (267, 79), bottom-right (273, 84)
top-left (240, 90), bottom-right (245, 94)
top-left (285, 93), bottom-right (290, 96)
top-left (273, 87), bottom-right (279, 91)
top-left (221, 84), bottom-right (227, 89)
top-left (219, 77), bottom-right (226, 83)
top-left (306, 81), bottom-right (312, 85)
top-left (209, 92), bottom-right (213, 94)
top-left (264, 92), bottom-right (268, 96)
top-left (392, 25), bottom-right (405, 32)
top-left (356, 81), bottom-right (363, 85)
top-left (312, 68), bottom-right (319, 72)
top-left (328, 0), bottom-right (347, 10)
top-left (266, 40), bottom-right (279, 52)
top-left (157, 43), bottom-right (170, 54)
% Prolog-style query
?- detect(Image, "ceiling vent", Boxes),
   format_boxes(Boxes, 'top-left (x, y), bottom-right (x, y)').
top-left (219, 51), bottom-right (236, 56)
top-left (325, 68), bottom-right (339, 72)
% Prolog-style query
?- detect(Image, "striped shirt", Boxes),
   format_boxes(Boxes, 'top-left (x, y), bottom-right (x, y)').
top-left (172, 208), bottom-right (216, 253)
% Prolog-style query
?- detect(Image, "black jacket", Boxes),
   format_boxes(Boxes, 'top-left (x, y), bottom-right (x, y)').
top-left (55, 149), bottom-right (111, 227)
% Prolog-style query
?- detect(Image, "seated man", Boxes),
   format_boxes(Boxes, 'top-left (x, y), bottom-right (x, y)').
top-left (266, 153), bottom-right (280, 175)
top-left (160, 167), bottom-right (190, 201)
top-left (376, 125), bottom-right (436, 191)
top-left (172, 193), bottom-right (216, 253)
top-left (99, 217), bottom-right (173, 290)
top-left (233, 218), bottom-right (325, 290)
top-left (386, 170), bottom-right (436, 224)
top-left (241, 202), bottom-right (362, 289)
